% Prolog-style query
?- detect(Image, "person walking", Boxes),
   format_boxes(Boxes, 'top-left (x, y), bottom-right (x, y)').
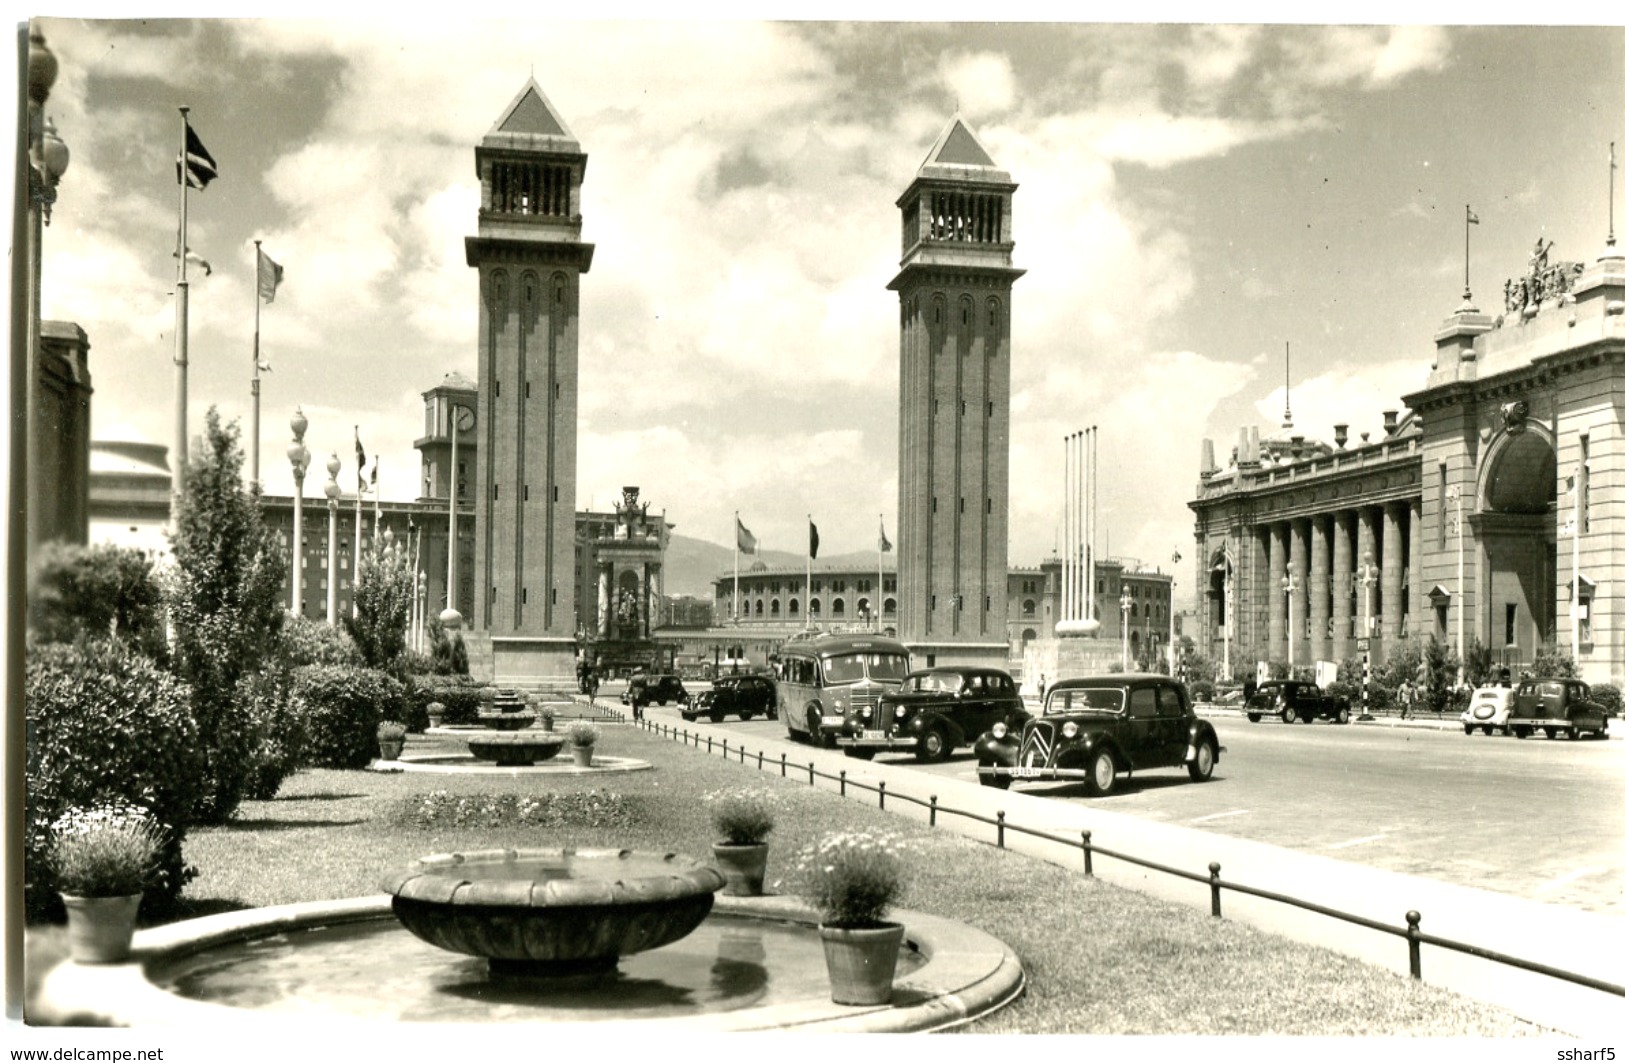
top-left (1037, 673), bottom-right (1047, 701)
top-left (1398, 679), bottom-right (1414, 720)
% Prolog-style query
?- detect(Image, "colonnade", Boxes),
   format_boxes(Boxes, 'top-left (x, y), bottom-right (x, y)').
top-left (1246, 497), bottom-right (1423, 668)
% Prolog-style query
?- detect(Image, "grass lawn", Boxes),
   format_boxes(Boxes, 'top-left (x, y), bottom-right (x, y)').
top-left (34, 720), bottom-right (1548, 1036)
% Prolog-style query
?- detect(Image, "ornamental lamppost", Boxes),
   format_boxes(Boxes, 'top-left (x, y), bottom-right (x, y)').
top-left (1358, 548), bottom-right (1380, 717)
top-left (1222, 561), bottom-right (1234, 683)
top-left (26, 27), bottom-right (70, 563)
top-left (1119, 586), bottom-right (1135, 670)
top-left (442, 402), bottom-right (474, 633)
top-left (1446, 484), bottom-right (1465, 674)
top-left (287, 409), bottom-right (310, 615)
top-left (1282, 565), bottom-right (1300, 678)
top-left (324, 453), bottom-right (341, 623)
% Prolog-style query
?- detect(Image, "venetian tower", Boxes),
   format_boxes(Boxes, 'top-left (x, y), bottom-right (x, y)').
top-left (889, 115), bottom-right (1022, 666)
top-left (464, 79), bottom-right (594, 682)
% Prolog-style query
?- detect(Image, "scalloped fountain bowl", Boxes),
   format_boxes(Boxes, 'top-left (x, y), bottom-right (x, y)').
top-left (463, 732), bottom-right (565, 766)
top-left (381, 848), bottom-right (725, 978)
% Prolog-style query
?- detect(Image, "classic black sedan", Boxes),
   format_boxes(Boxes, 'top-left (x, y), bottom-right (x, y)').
top-left (975, 674), bottom-right (1221, 796)
top-left (837, 666), bottom-right (1027, 763)
top-left (683, 673), bottom-right (776, 723)
top-left (1245, 680), bottom-right (1351, 724)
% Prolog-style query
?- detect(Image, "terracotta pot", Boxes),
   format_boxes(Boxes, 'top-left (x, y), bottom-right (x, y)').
top-left (378, 738), bottom-right (406, 761)
top-left (819, 921), bottom-right (905, 1005)
top-left (571, 744), bottom-right (594, 767)
top-left (61, 893), bottom-right (142, 964)
top-left (538, 717), bottom-right (555, 732)
top-left (710, 842), bottom-right (769, 896)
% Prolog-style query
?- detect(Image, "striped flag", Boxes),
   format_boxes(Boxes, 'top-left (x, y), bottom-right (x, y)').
top-left (257, 247), bottom-right (284, 303)
top-left (177, 122), bottom-right (218, 189)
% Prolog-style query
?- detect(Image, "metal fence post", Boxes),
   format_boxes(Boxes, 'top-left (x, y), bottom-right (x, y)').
top-left (878, 781), bottom-right (886, 810)
top-left (1406, 910), bottom-right (1423, 980)
top-left (780, 753), bottom-right (787, 778)
top-left (997, 811), bottom-right (1006, 848)
top-left (706, 736), bottom-right (713, 754)
top-left (757, 750), bottom-right (764, 770)
top-left (1080, 830), bottom-right (1093, 876)
top-left (1208, 862), bottom-right (1222, 918)
top-left (808, 761), bottom-right (815, 785)
top-left (839, 770), bottom-right (847, 797)
top-left (929, 796), bottom-right (938, 827)
top-left (722, 739), bottom-right (729, 758)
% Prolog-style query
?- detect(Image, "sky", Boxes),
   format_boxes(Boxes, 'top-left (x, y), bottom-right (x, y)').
top-left (22, 15), bottom-right (1625, 606)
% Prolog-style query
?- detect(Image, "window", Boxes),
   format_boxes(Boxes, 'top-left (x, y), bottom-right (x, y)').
top-left (1505, 603), bottom-right (1517, 647)
top-left (1438, 463), bottom-right (1448, 547)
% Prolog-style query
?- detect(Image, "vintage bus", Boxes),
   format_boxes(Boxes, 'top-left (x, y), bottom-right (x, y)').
top-left (776, 633), bottom-right (912, 747)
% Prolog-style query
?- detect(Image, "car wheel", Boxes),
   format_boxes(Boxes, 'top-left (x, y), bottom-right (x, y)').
top-left (738, 712), bottom-right (754, 723)
top-left (979, 770), bottom-right (1011, 790)
top-left (1187, 739), bottom-right (1216, 782)
top-left (1513, 726), bottom-right (1530, 739)
top-left (1082, 749), bottom-right (1118, 796)
top-left (1544, 727), bottom-right (1558, 740)
top-left (844, 748), bottom-right (875, 760)
top-left (1335, 707), bottom-right (1351, 725)
top-left (914, 725), bottom-right (952, 764)
top-left (1246, 713), bottom-right (1261, 723)
top-left (709, 710), bottom-right (725, 724)
top-left (1282, 706), bottom-right (1298, 724)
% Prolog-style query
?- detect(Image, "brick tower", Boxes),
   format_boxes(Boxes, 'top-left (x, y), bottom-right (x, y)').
top-left (464, 79), bottom-right (594, 682)
top-left (889, 115), bottom-right (1022, 667)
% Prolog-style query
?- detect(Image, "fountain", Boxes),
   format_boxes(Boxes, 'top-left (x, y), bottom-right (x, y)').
top-left (381, 848), bottom-right (723, 977)
top-left (462, 732), bottom-right (565, 766)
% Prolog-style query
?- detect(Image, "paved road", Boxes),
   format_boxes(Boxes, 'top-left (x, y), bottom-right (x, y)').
top-left (643, 693), bottom-right (1625, 917)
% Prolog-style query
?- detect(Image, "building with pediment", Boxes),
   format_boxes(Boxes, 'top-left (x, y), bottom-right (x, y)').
top-left (1190, 233), bottom-right (1625, 682)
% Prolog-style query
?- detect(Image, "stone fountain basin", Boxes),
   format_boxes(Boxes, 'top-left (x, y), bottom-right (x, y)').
top-left (463, 732), bottom-right (565, 766)
top-left (476, 711), bottom-right (537, 731)
top-left (381, 849), bottom-right (725, 975)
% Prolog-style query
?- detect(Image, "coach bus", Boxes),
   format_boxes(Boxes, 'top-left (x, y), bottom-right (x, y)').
top-left (777, 633), bottom-right (912, 747)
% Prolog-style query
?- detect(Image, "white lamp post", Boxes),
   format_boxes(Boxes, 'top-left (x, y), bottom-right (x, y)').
top-left (442, 402), bottom-right (474, 632)
top-left (1120, 586), bottom-right (1135, 670)
top-left (1222, 561), bottom-right (1234, 683)
top-left (324, 453), bottom-right (341, 624)
top-left (1358, 548), bottom-right (1380, 717)
top-left (287, 408), bottom-right (310, 615)
top-left (1446, 484), bottom-right (1465, 674)
top-left (26, 28), bottom-right (69, 562)
top-left (1282, 566), bottom-right (1300, 678)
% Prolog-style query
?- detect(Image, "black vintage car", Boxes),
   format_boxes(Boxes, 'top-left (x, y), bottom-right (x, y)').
top-left (837, 667), bottom-right (1027, 763)
top-left (1245, 680), bottom-right (1351, 724)
top-left (621, 674), bottom-right (689, 711)
top-left (975, 674), bottom-right (1221, 796)
top-left (683, 673), bottom-right (776, 724)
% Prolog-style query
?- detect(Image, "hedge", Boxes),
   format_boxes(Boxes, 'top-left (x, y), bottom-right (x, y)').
top-left (292, 665), bottom-right (407, 769)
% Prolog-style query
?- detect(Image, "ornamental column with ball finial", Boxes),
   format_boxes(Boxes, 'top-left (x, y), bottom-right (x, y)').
top-left (324, 453), bottom-right (341, 624)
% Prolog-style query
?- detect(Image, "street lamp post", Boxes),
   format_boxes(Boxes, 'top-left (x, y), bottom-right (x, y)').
top-left (1358, 548), bottom-right (1380, 717)
top-left (1446, 484), bottom-right (1465, 674)
top-left (1282, 566), bottom-right (1300, 679)
top-left (443, 403), bottom-right (474, 632)
top-left (25, 27), bottom-right (69, 563)
top-left (1119, 586), bottom-right (1135, 670)
top-left (324, 454), bottom-right (341, 624)
top-left (1222, 562), bottom-right (1234, 683)
top-left (287, 408), bottom-right (310, 615)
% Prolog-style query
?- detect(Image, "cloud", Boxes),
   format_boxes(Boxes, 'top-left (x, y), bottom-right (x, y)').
top-left (938, 51), bottom-right (1016, 118)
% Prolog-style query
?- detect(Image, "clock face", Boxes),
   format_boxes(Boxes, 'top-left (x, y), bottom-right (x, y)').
top-left (455, 406), bottom-right (475, 432)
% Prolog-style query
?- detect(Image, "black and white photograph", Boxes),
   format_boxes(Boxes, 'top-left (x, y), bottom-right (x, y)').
top-left (10, 9), bottom-right (1625, 1059)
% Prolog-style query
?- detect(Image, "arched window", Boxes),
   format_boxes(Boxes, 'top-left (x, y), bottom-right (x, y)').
top-left (755, 600), bottom-right (764, 616)
top-left (789, 600), bottom-right (800, 617)
top-left (832, 598), bottom-right (845, 617)
top-left (770, 598), bottom-right (780, 617)
top-left (1022, 598), bottom-right (1036, 618)
top-left (810, 599), bottom-right (822, 618)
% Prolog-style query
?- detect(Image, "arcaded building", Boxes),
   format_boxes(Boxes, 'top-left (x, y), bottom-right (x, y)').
top-left (1191, 233), bottom-right (1625, 682)
top-left (890, 115), bottom-right (1021, 668)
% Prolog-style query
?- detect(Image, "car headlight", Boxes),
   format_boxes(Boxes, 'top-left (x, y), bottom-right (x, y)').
top-left (894, 705), bottom-right (908, 718)
top-left (1061, 722), bottom-right (1080, 739)
top-left (991, 722), bottom-right (1007, 739)
top-left (859, 706), bottom-right (872, 720)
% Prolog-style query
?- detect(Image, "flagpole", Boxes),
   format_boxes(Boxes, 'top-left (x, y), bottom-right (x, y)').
top-left (173, 108), bottom-right (191, 519)
top-left (805, 514), bottom-right (812, 629)
top-left (733, 511), bottom-right (740, 625)
top-left (353, 426), bottom-right (363, 619)
top-left (373, 457), bottom-right (381, 538)
top-left (877, 514), bottom-right (883, 632)
top-left (251, 239), bottom-right (262, 488)
top-left (1464, 204), bottom-right (1474, 303)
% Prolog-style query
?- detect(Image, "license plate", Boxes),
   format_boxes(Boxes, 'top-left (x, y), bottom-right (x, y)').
top-left (861, 730), bottom-right (887, 740)
top-left (1010, 767), bottom-right (1047, 778)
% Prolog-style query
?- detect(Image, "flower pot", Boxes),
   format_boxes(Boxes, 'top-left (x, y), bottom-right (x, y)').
top-left (818, 921), bottom-right (905, 1005)
top-left (538, 717), bottom-right (555, 732)
top-left (378, 738), bottom-right (406, 761)
top-left (427, 715), bottom-right (444, 730)
top-left (711, 842), bottom-right (769, 897)
top-left (61, 893), bottom-right (142, 964)
top-left (571, 744), bottom-right (594, 768)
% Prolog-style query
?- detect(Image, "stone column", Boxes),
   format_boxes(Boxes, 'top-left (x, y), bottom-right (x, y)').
top-left (1331, 511), bottom-right (1353, 661)
top-left (1408, 498), bottom-right (1424, 640)
top-left (1310, 514), bottom-right (1332, 664)
top-left (1382, 502), bottom-right (1404, 643)
top-left (1267, 521), bottom-right (1287, 664)
top-left (642, 561), bottom-right (653, 640)
top-left (1358, 507), bottom-right (1380, 641)
top-left (1289, 518), bottom-right (1310, 668)
top-left (597, 563), bottom-right (610, 638)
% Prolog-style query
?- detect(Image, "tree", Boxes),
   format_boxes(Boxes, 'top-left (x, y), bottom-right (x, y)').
top-left (1531, 646), bottom-right (1578, 679)
top-left (1463, 636), bottom-right (1494, 687)
top-left (1422, 635), bottom-right (1462, 713)
top-left (347, 533), bottom-right (414, 673)
top-left (427, 611), bottom-right (470, 676)
top-left (28, 542), bottom-right (167, 659)
top-left (164, 408), bottom-right (288, 824)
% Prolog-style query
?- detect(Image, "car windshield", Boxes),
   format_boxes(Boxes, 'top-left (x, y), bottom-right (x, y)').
top-left (823, 652), bottom-right (912, 684)
top-left (1045, 688), bottom-right (1125, 715)
top-left (1252, 683), bottom-right (1282, 698)
top-left (902, 673), bottom-right (962, 694)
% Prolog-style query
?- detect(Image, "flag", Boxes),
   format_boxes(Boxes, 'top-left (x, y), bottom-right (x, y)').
top-left (177, 122), bottom-right (218, 189)
top-left (809, 520), bottom-right (820, 560)
top-left (257, 247), bottom-right (284, 303)
top-left (1466, 206), bottom-right (1480, 225)
top-left (371, 458), bottom-right (378, 488)
top-left (1172, 549), bottom-right (1182, 564)
top-left (736, 517), bottom-right (757, 555)
top-left (879, 520), bottom-right (892, 553)
top-left (173, 248), bottom-right (212, 275)
top-left (355, 428), bottom-right (366, 491)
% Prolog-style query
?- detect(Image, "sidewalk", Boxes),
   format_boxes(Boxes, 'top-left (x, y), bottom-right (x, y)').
top-left (636, 708), bottom-right (1625, 1037)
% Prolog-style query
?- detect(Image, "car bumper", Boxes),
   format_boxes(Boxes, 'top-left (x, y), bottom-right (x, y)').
top-left (977, 764), bottom-right (1088, 781)
top-left (837, 731), bottom-right (917, 751)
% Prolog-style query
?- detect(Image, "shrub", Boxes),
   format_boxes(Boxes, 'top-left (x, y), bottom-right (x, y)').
top-left (50, 802), bottom-right (165, 898)
top-left (1189, 679), bottom-right (1216, 702)
top-left (28, 542), bottom-right (167, 660)
top-left (567, 721), bottom-right (600, 747)
top-left (1532, 646), bottom-right (1578, 679)
top-left (386, 790), bottom-right (639, 831)
top-left (705, 788), bottom-right (777, 845)
top-left (237, 669), bottom-right (307, 802)
top-left (787, 831), bottom-right (907, 928)
top-left (292, 665), bottom-right (407, 769)
top-left (347, 537), bottom-right (414, 674)
top-left (24, 639), bottom-right (201, 917)
top-left (278, 615), bottom-right (362, 669)
top-left (164, 408), bottom-right (288, 823)
top-left (377, 720), bottom-right (408, 742)
top-left (411, 676), bottom-right (481, 726)
top-left (1589, 683), bottom-right (1622, 715)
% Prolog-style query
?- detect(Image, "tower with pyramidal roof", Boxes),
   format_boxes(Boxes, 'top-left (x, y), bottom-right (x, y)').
top-left (465, 79), bottom-right (594, 680)
top-left (889, 115), bottom-right (1023, 666)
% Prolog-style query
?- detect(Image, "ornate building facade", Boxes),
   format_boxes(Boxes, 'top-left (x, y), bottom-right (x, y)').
top-left (465, 80), bottom-right (593, 680)
top-left (890, 115), bottom-right (1021, 667)
top-left (1191, 235), bottom-right (1625, 682)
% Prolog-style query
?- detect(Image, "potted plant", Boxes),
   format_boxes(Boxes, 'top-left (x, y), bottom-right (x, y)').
top-left (50, 802), bottom-right (164, 964)
top-left (536, 703), bottom-right (557, 732)
top-left (790, 831), bottom-right (909, 1005)
top-left (425, 701), bottom-right (446, 730)
top-left (377, 720), bottom-right (408, 761)
top-left (567, 721), bottom-right (599, 767)
top-left (705, 788), bottom-right (776, 896)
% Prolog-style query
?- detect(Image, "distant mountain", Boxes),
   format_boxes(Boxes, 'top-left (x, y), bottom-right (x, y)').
top-left (660, 533), bottom-right (885, 598)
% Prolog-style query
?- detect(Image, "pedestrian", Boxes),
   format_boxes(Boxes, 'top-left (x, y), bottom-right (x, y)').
top-left (1398, 679), bottom-right (1413, 720)
top-left (1037, 673), bottom-right (1047, 700)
